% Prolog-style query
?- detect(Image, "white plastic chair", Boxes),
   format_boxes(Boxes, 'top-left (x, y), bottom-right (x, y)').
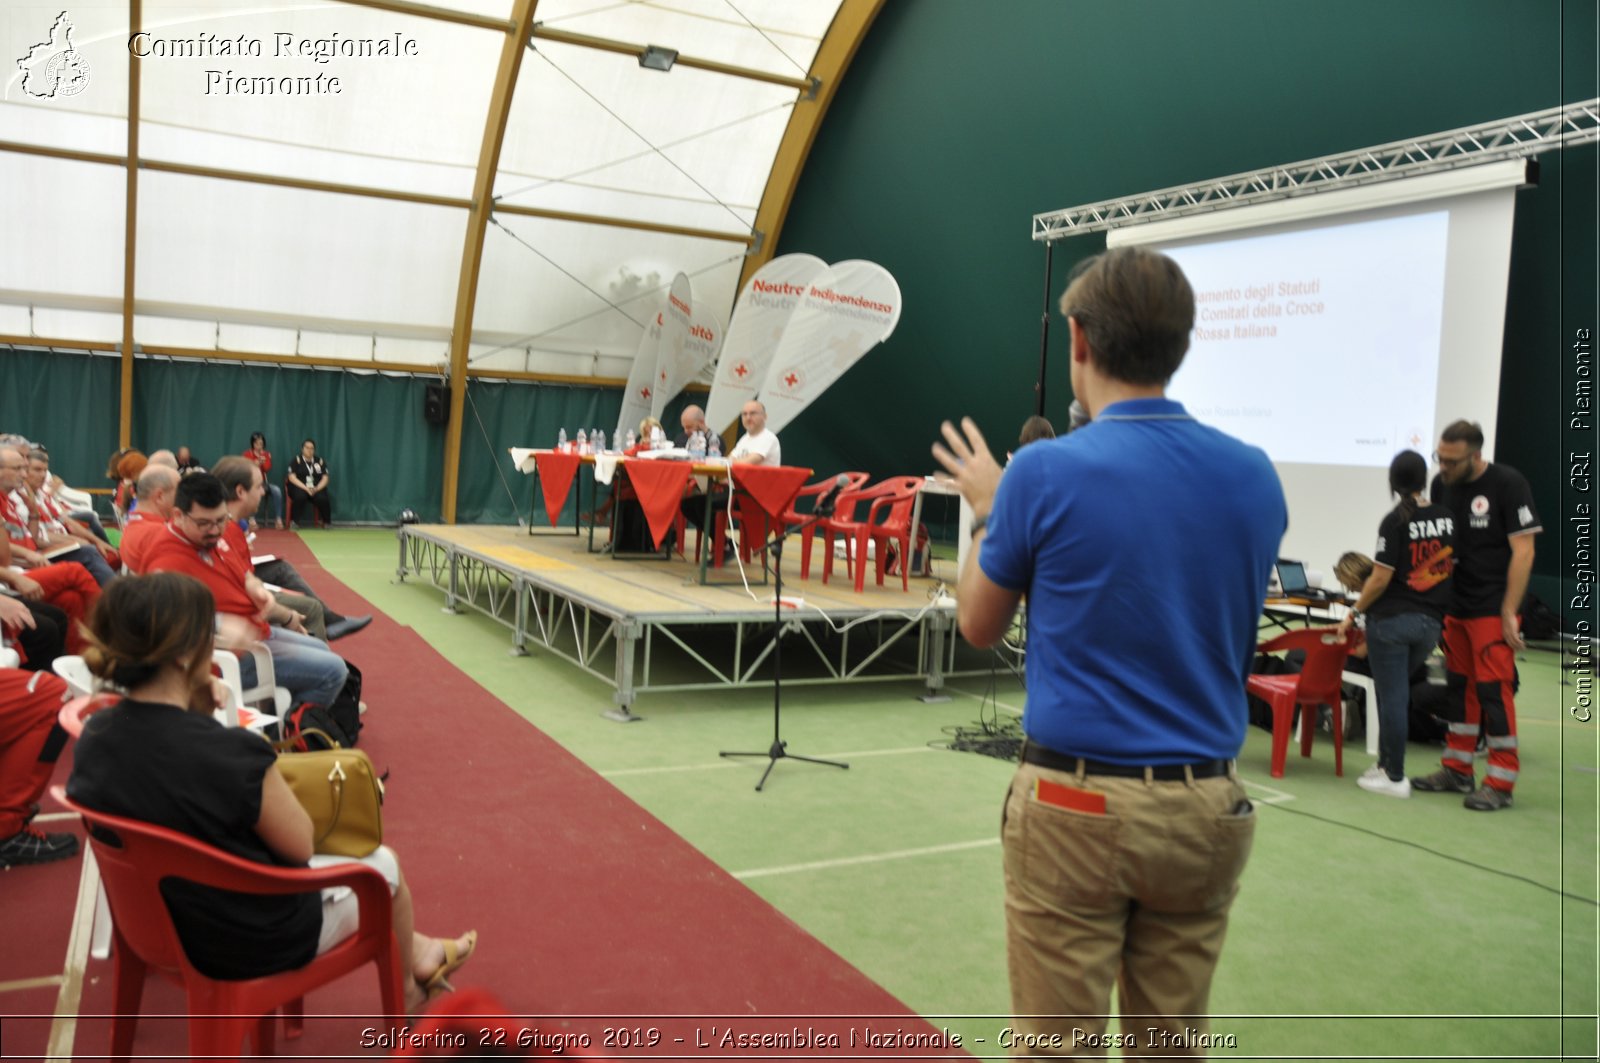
top-left (211, 648), bottom-right (288, 731)
top-left (1343, 670), bottom-right (1380, 757)
top-left (52, 655), bottom-right (97, 696)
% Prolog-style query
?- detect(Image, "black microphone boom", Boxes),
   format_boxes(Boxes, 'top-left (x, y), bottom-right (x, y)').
top-left (815, 473), bottom-right (852, 517)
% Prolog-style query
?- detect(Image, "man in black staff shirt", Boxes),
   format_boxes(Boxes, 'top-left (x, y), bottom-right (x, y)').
top-left (1411, 419), bottom-right (1541, 811)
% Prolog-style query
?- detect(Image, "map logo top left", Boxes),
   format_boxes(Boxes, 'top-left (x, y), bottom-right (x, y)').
top-left (17, 11), bottom-right (91, 99)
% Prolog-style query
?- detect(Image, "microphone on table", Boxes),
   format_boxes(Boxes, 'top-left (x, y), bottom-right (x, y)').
top-left (815, 474), bottom-right (852, 517)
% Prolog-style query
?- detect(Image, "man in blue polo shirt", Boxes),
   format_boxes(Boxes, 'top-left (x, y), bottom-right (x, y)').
top-left (933, 245), bottom-right (1285, 1053)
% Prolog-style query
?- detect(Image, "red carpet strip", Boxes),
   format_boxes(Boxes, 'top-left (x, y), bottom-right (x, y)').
top-left (0, 529), bottom-right (948, 1060)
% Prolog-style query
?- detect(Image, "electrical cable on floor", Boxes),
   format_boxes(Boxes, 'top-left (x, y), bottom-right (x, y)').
top-left (925, 645), bottom-right (1592, 906)
top-left (1255, 800), bottom-right (1598, 905)
top-left (932, 654), bottom-right (1024, 762)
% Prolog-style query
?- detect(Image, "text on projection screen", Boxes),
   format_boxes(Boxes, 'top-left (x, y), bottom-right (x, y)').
top-left (1160, 211), bottom-right (1448, 467)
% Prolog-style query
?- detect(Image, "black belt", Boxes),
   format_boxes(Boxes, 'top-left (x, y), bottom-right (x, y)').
top-left (1021, 740), bottom-right (1231, 780)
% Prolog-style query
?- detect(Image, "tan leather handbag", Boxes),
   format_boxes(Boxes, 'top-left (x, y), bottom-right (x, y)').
top-left (275, 736), bottom-right (384, 857)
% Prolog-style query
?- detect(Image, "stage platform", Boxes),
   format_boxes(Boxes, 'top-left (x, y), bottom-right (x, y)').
top-left (396, 523), bottom-right (1006, 719)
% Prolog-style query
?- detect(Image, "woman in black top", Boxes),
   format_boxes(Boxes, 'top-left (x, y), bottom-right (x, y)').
top-left (67, 574), bottom-right (474, 1009)
top-left (286, 438), bottom-right (332, 528)
top-left (1336, 450), bottom-right (1455, 797)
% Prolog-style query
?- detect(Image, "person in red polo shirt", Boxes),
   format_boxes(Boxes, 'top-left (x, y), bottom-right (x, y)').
top-left (142, 474), bottom-right (348, 710)
top-left (0, 445), bottom-right (98, 651)
top-left (119, 464), bottom-right (180, 574)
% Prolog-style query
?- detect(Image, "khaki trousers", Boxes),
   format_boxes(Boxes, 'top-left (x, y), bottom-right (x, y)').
top-left (1002, 760), bottom-right (1256, 1059)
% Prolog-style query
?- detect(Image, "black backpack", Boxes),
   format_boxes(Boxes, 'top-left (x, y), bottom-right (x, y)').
top-left (281, 661), bottom-right (363, 751)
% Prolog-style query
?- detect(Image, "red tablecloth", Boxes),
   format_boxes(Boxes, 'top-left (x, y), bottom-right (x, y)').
top-left (532, 451), bottom-right (582, 526)
top-left (622, 460), bottom-right (694, 549)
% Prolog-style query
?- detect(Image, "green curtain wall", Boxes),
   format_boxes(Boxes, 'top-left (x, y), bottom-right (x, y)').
top-left (0, 348), bottom-right (121, 492)
top-left (1, 347), bottom-right (704, 526)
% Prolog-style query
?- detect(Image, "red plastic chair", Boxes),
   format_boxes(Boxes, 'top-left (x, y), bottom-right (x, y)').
top-left (1247, 627), bottom-right (1364, 778)
top-left (51, 785), bottom-right (405, 1061)
top-left (820, 477), bottom-right (924, 593)
top-left (782, 472), bottom-right (869, 581)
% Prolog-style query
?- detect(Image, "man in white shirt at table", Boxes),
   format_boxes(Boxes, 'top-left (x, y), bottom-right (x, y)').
top-left (682, 400), bottom-right (781, 561)
top-left (729, 400), bottom-right (781, 466)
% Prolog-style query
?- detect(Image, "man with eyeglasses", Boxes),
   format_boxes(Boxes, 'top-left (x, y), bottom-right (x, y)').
top-left (0, 444), bottom-right (100, 651)
top-left (143, 473), bottom-right (349, 711)
top-left (1411, 420), bottom-right (1540, 811)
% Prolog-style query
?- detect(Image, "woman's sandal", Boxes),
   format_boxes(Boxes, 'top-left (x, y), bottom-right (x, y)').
top-left (422, 930), bottom-right (478, 998)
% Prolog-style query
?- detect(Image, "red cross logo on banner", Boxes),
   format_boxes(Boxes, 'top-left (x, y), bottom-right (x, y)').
top-left (640, 386), bottom-right (651, 400)
top-left (784, 372), bottom-right (800, 388)
top-left (733, 361), bottom-right (749, 379)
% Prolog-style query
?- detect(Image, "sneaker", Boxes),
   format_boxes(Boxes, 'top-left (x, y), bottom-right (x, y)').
top-left (1358, 773), bottom-right (1411, 799)
top-left (1464, 786), bottom-right (1513, 811)
top-left (1360, 763), bottom-right (1387, 781)
top-left (0, 826), bottom-right (79, 868)
top-left (1411, 767), bottom-right (1476, 794)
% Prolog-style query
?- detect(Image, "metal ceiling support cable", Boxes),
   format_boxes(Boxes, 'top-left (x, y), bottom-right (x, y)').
top-left (718, 0), bottom-right (812, 77)
top-left (530, 48), bottom-right (758, 233)
top-left (487, 215), bottom-right (651, 330)
top-left (494, 99), bottom-right (796, 203)
top-left (1032, 99), bottom-right (1600, 242)
top-left (464, 379), bottom-right (526, 523)
top-left (469, 250), bottom-right (744, 363)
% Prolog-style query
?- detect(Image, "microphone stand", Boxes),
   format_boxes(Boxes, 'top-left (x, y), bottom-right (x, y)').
top-left (720, 499), bottom-right (849, 791)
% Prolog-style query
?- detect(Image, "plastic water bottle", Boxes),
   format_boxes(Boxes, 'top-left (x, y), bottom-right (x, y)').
top-left (556, 427), bottom-right (567, 452)
top-left (624, 428), bottom-right (636, 450)
top-left (688, 430), bottom-right (705, 459)
top-left (651, 425), bottom-right (664, 449)
top-left (707, 432), bottom-right (722, 459)
top-left (575, 428), bottom-right (588, 455)
top-left (593, 429), bottom-right (607, 453)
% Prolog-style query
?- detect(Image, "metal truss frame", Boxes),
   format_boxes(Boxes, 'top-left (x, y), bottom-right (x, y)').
top-left (396, 527), bottom-right (1002, 718)
top-left (1033, 99), bottom-right (1600, 242)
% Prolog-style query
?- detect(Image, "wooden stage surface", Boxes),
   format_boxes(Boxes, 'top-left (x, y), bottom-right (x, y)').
top-left (404, 522), bottom-right (946, 621)
top-left (395, 523), bottom-right (981, 715)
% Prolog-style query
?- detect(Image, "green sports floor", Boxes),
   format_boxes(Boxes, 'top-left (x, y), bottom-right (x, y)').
top-left (306, 528), bottom-right (1599, 1062)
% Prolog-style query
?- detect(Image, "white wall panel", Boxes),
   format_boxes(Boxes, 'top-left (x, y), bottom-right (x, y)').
top-left (0, 155), bottom-right (125, 299)
top-left (135, 171), bottom-right (466, 329)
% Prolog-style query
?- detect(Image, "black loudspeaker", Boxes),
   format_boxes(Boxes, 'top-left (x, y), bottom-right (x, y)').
top-left (424, 383), bottom-right (450, 425)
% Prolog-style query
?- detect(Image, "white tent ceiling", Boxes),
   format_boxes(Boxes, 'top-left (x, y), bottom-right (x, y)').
top-left (0, 0), bottom-right (858, 378)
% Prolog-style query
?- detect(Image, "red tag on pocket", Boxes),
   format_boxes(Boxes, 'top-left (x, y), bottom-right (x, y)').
top-left (1035, 777), bottom-right (1107, 815)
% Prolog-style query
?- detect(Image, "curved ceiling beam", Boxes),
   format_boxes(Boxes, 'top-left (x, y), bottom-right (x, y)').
top-left (337, 0), bottom-right (511, 33)
top-left (0, 141), bottom-right (752, 244)
top-left (441, 0), bottom-right (539, 523)
top-left (737, 0), bottom-right (885, 292)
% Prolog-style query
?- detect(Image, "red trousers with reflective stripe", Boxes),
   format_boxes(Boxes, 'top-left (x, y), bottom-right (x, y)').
top-left (23, 562), bottom-right (98, 653)
top-left (1441, 615), bottom-right (1518, 792)
top-left (0, 669), bottom-right (69, 837)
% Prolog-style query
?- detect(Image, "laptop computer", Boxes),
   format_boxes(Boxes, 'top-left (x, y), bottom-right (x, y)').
top-left (1274, 559), bottom-right (1341, 602)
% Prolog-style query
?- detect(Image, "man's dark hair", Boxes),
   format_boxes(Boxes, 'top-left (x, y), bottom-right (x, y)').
top-left (1058, 246), bottom-right (1195, 386)
top-left (174, 472), bottom-right (226, 513)
top-left (211, 455), bottom-right (256, 500)
top-left (1439, 419), bottom-right (1484, 450)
